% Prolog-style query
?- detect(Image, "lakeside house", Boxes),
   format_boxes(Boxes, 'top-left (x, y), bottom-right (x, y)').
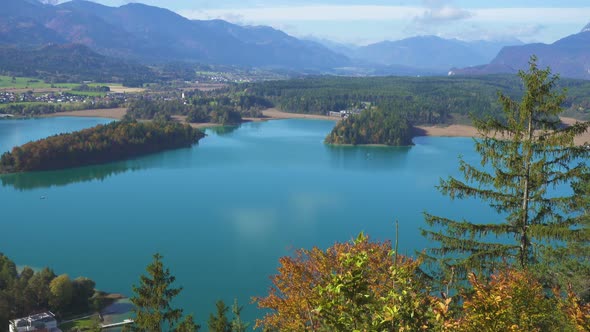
top-left (9, 312), bottom-right (61, 332)
top-left (327, 109), bottom-right (364, 118)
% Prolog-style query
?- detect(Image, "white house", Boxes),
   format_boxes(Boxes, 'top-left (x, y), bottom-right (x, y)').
top-left (9, 312), bottom-right (61, 332)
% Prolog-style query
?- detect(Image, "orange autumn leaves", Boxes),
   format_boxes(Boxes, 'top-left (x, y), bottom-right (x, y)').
top-left (255, 234), bottom-right (590, 332)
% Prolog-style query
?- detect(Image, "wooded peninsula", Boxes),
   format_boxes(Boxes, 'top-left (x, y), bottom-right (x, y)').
top-left (325, 108), bottom-right (413, 146)
top-left (0, 120), bottom-right (204, 173)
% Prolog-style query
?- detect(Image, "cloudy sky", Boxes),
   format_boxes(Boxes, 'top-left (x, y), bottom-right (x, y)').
top-left (70, 0), bottom-right (590, 45)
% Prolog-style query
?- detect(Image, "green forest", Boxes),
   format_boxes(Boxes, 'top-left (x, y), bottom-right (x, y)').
top-left (0, 254), bottom-right (108, 330)
top-left (240, 74), bottom-right (590, 124)
top-left (325, 108), bottom-right (414, 146)
top-left (126, 95), bottom-right (271, 126)
top-left (0, 120), bottom-right (204, 173)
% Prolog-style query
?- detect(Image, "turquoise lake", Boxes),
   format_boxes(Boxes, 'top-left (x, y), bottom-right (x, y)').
top-left (0, 117), bottom-right (495, 324)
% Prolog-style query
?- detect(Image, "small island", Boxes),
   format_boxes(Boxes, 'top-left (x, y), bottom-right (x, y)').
top-left (325, 108), bottom-right (414, 146)
top-left (0, 120), bottom-right (205, 173)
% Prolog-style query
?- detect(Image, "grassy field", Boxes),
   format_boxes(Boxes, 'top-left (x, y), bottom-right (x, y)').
top-left (0, 101), bottom-right (89, 111)
top-left (0, 76), bottom-right (119, 91)
top-left (59, 315), bottom-right (101, 331)
top-left (0, 75), bottom-right (78, 89)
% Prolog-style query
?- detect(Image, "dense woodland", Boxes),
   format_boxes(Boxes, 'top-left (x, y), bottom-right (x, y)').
top-left (0, 120), bottom-right (204, 173)
top-left (126, 95), bottom-right (271, 125)
top-left (325, 108), bottom-right (414, 146)
top-left (0, 254), bottom-right (102, 330)
top-left (239, 75), bottom-right (590, 124)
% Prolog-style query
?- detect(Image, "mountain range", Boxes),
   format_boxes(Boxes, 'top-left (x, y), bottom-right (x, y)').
top-left (1, 0), bottom-right (589, 79)
top-left (451, 26), bottom-right (590, 80)
top-left (317, 36), bottom-right (522, 73)
top-left (0, 0), bottom-right (348, 70)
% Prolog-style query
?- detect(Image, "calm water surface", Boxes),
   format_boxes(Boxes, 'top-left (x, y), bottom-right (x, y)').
top-left (0, 117), bottom-right (494, 323)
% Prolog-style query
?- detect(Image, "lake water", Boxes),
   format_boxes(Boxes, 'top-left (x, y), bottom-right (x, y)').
top-left (0, 117), bottom-right (493, 324)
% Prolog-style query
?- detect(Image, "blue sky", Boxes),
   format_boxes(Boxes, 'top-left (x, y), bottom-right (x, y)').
top-left (70, 0), bottom-right (590, 45)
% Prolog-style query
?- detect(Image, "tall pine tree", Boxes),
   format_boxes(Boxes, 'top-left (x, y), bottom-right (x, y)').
top-left (422, 56), bottom-right (590, 277)
top-left (126, 253), bottom-right (186, 332)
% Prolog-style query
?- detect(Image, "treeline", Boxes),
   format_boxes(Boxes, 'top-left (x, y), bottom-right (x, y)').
top-left (325, 108), bottom-right (413, 146)
top-left (72, 84), bottom-right (110, 92)
top-left (238, 75), bottom-right (590, 125)
top-left (0, 120), bottom-right (204, 173)
top-left (0, 100), bottom-right (123, 116)
top-left (0, 254), bottom-right (101, 329)
top-left (126, 95), bottom-right (272, 126)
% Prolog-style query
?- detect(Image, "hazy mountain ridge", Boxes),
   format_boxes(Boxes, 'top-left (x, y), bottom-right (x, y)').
top-left (0, 0), bottom-right (349, 70)
top-left (451, 25), bottom-right (590, 80)
top-left (350, 36), bottom-right (521, 71)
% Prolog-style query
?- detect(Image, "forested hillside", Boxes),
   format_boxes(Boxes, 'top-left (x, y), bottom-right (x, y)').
top-left (0, 44), bottom-right (154, 84)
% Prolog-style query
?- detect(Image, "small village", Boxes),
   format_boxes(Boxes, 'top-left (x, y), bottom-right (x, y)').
top-left (0, 91), bottom-right (129, 105)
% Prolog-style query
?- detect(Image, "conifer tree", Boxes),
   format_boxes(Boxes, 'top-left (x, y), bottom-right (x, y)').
top-left (208, 300), bottom-right (231, 332)
top-left (422, 56), bottom-right (590, 276)
top-left (126, 253), bottom-right (184, 332)
top-left (230, 299), bottom-right (249, 332)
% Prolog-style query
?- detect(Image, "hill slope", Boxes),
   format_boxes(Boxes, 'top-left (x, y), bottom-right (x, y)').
top-left (0, 43), bottom-right (154, 83)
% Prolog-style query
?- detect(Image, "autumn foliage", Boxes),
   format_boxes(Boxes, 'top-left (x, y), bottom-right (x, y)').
top-left (255, 234), bottom-right (446, 331)
top-left (255, 234), bottom-right (590, 332)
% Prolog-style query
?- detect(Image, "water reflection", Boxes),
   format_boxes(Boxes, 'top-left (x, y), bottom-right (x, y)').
top-left (0, 162), bottom-right (143, 191)
top-left (207, 125), bottom-right (240, 136)
top-left (326, 145), bottom-right (411, 171)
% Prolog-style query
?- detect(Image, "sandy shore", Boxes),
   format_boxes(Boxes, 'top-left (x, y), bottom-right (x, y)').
top-left (261, 108), bottom-right (340, 120)
top-left (417, 116), bottom-right (590, 145)
top-left (44, 108), bottom-right (127, 119)
top-left (416, 124), bottom-right (481, 138)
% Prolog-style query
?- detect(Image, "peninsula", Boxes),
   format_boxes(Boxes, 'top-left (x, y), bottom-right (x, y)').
top-left (0, 120), bottom-right (205, 173)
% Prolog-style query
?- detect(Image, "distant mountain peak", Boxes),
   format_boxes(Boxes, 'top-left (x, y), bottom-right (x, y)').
top-left (582, 23), bottom-right (590, 33)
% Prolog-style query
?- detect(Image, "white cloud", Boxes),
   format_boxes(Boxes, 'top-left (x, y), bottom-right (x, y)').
top-left (414, 0), bottom-right (473, 24)
top-left (178, 6), bottom-right (424, 22)
top-left (178, 5), bottom-right (590, 24)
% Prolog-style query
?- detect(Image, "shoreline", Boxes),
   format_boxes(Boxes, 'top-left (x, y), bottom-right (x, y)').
top-left (43, 108), bottom-right (127, 120)
top-left (416, 117), bottom-right (590, 146)
top-left (38, 108), bottom-right (590, 145)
